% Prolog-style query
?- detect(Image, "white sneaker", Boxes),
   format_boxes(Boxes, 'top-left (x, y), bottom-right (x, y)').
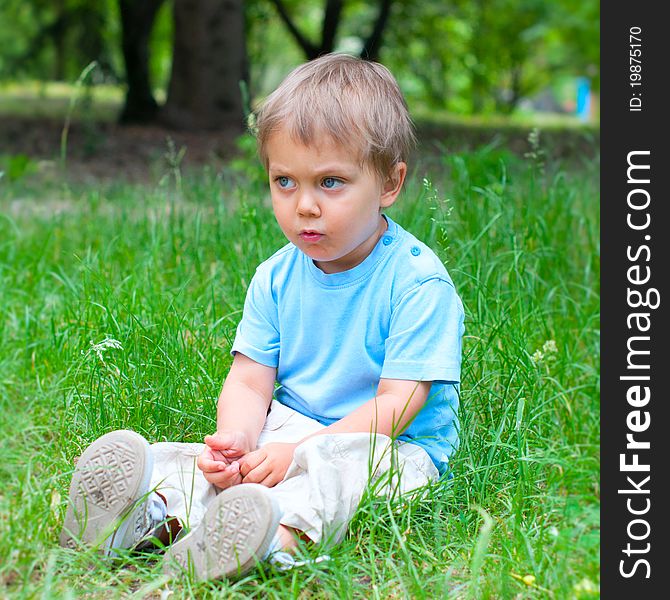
top-left (163, 483), bottom-right (282, 581)
top-left (60, 429), bottom-right (161, 555)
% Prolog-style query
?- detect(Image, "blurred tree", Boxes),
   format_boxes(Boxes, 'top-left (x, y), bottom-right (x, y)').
top-left (0, 0), bottom-right (118, 82)
top-left (465, 0), bottom-right (552, 113)
top-left (383, 1), bottom-right (466, 111)
top-left (267, 0), bottom-right (392, 60)
top-left (0, 0), bottom-right (599, 123)
top-left (549, 0), bottom-right (599, 91)
top-left (161, 0), bottom-right (248, 131)
top-left (383, 0), bottom-right (598, 115)
top-left (118, 0), bottom-right (165, 123)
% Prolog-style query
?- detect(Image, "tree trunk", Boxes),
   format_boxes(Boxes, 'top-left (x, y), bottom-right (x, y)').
top-left (268, 0), bottom-right (318, 58)
top-left (360, 0), bottom-right (392, 61)
top-left (161, 0), bottom-right (248, 132)
top-left (118, 0), bottom-right (165, 124)
top-left (320, 0), bottom-right (343, 55)
top-left (53, 0), bottom-right (67, 80)
top-left (270, 0), bottom-right (392, 62)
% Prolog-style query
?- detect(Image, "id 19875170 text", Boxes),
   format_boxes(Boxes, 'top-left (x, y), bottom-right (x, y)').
top-left (629, 26), bottom-right (643, 112)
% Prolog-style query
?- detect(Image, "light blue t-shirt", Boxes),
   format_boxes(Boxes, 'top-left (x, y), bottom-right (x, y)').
top-left (232, 215), bottom-right (464, 474)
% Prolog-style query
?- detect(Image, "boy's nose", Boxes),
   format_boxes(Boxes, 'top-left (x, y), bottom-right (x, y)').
top-left (296, 191), bottom-right (321, 217)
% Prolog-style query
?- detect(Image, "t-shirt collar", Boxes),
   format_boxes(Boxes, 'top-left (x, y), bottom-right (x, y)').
top-left (304, 214), bottom-right (399, 287)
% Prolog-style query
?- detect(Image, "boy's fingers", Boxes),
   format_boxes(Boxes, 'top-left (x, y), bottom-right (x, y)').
top-left (217, 473), bottom-right (242, 488)
top-left (204, 433), bottom-right (236, 449)
top-left (205, 434), bottom-right (230, 449)
top-left (258, 473), bottom-right (279, 487)
top-left (198, 455), bottom-right (227, 473)
top-left (210, 449), bottom-right (227, 462)
top-left (205, 469), bottom-right (242, 488)
top-left (242, 462), bottom-right (270, 484)
top-left (205, 432), bottom-right (244, 452)
top-left (239, 450), bottom-right (265, 477)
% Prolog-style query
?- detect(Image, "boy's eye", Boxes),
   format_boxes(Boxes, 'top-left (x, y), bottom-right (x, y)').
top-left (322, 177), bottom-right (343, 189)
top-left (276, 176), bottom-right (295, 189)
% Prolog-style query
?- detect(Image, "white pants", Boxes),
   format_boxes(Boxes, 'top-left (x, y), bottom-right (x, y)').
top-left (150, 400), bottom-right (438, 545)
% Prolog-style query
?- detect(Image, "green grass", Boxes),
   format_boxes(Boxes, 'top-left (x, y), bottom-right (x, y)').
top-left (0, 81), bottom-right (125, 122)
top-left (0, 140), bottom-right (599, 598)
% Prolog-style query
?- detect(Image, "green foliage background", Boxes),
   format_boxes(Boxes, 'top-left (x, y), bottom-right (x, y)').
top-left (0, 0), bottom-right (599, 115)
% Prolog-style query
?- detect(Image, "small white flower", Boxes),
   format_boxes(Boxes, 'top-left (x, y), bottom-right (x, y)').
top-left (573, 577), bottom-right (599, 595)
top-left (531, 339), bottom-right (558, 364)
top-left (542, 339), bottom-right (558, 354)
top-left (86, 337), bottom-right (123, 362)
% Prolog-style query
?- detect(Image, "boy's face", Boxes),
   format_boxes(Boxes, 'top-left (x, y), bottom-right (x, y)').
top-left (266, 128), bottom-right (406, 274)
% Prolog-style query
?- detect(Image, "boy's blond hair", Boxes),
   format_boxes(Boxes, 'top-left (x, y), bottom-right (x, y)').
top-left (255, 53), bottom-right (415, 180)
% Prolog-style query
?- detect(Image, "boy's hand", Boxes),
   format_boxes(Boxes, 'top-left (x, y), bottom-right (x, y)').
top-left (197, 446), bottom-right (243, 489)
top-left (204, 430), bottom-right (251, 461)
top-left (239, 442), bottom-right (297, 487)
top-left (197, 430), bottom-right (251, 490)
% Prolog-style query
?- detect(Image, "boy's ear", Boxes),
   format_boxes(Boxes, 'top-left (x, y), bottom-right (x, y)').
top-left (380, 162), bottom-right (407, 208)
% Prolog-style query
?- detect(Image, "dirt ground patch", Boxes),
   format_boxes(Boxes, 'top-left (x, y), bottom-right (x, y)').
top-left (0, 116), bottom-right (239, 183)
top-left (0, 115), bottom-right (599, 184)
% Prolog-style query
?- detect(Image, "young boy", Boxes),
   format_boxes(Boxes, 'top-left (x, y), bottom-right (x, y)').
top-left (60, 53), bottom-right (464, 581)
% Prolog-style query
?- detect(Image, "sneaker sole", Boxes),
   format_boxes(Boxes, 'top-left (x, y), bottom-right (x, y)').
top-left (59, 429), bottom-right (153, 554)
top-left (164, 483), bottom-right (281, 581)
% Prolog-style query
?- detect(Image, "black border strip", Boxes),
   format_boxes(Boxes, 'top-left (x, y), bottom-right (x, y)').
top-left (601, 3), bottom-right (669, 594)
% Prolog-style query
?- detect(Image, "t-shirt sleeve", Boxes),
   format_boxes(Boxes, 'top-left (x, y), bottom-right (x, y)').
top-left (230, 269), bottom-right (280, 368)
top-left (381, 277), bottom-right (464, 383)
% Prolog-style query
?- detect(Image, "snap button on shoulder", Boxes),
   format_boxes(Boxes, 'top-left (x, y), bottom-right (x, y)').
top-left (382, 236), bottom-right (392, 246)
top-left (411, 246), bottom-right (421, 256)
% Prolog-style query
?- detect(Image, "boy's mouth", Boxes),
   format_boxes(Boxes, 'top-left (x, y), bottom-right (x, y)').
top-left (299, 230), bottom-right (324, 242)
